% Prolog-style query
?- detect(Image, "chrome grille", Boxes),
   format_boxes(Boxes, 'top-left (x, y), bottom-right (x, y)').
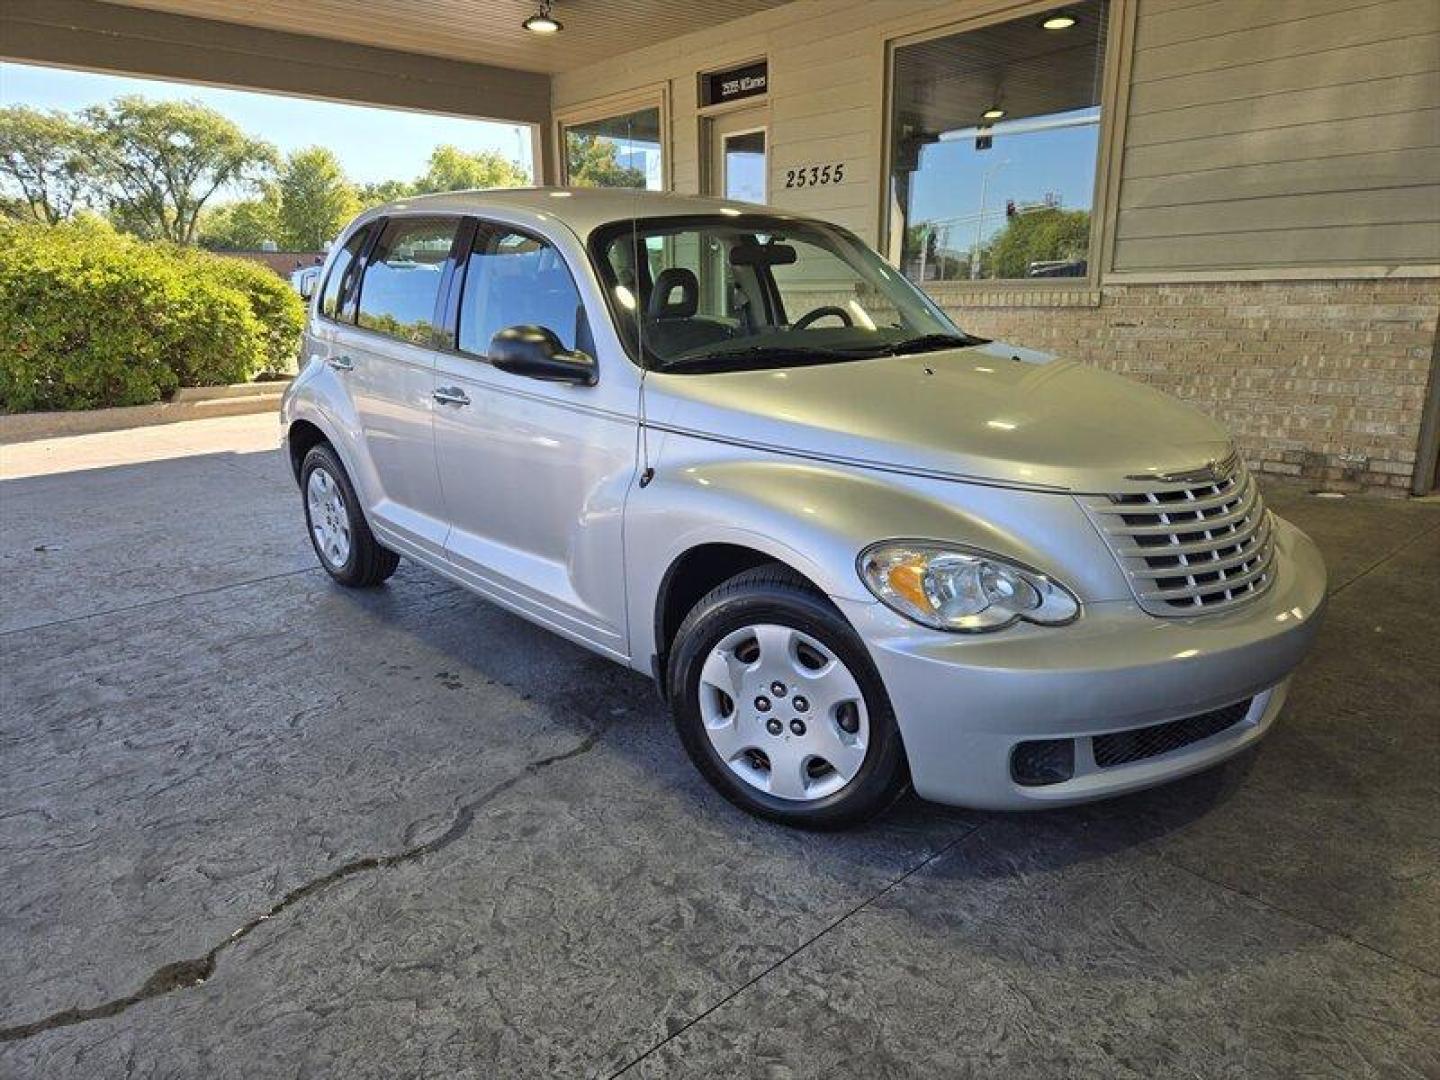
top-left (1080, 453), bottom-right (1277, 616)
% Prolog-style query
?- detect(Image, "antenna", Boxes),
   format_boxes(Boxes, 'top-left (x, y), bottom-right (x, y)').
top-left (634, 115), bottom-right (655, 488)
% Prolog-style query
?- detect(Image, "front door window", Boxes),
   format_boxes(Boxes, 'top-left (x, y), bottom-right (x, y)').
top-left (457, 227), bottom-right (591, 359)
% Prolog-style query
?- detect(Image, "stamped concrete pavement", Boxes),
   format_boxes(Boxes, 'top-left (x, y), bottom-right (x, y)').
top-left (1, 415), bottom-right (1436, 1078)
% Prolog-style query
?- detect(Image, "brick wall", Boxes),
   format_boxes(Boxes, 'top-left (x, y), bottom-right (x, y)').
top-left (220, 250), bottom-right (326, 278)
top-left (925, 278), bottom-right (1440, 493)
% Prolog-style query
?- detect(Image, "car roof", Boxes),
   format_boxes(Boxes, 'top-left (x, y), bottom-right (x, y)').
top-left (361, 187), bottom-right (817, 240)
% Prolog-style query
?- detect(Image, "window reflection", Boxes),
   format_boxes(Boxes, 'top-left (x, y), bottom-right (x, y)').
top-left (724, 130), bottom-right (766, 203)
top-left (888, 1), bottom-right (1108, 282)
top-left (458, 228), bottom-right (590, 356)
top-left (564, 108), bottom-right (663, 190)
top-left (355, 218), bottom-right (455, 344)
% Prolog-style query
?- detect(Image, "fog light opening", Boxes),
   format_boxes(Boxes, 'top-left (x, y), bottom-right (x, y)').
top-left (1011, 738), bottom-right (1076, 787)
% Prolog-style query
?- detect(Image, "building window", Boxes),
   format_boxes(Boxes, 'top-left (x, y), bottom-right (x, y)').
top-left (563, 107), bottom-right (663, 190)
top-left (888, 1), bottom-right (1110, 283)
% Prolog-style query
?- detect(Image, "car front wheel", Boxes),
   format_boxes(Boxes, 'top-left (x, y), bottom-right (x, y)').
top-left (668, 565), bottom-right (909, 828)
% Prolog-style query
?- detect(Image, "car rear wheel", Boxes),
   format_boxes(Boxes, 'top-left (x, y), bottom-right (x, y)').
top-left (300, 444), bottom-right (399, 588)
top-left (668, 565), bottom-right (908, 828)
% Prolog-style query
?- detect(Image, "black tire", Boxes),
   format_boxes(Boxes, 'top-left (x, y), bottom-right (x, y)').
top-left (300, 443), bottom-right (400, 588)
top-left (667, 564), bottom-right (909, 829)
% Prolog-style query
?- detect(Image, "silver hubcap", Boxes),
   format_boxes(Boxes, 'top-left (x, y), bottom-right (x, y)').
top-left (307, 467), bottom-right (351, 568)
top-left (698, 623), bottom-right (870, 802)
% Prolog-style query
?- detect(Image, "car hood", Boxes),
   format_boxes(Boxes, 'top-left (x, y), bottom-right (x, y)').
top-left (644, 342), bottom-right (1234, 494)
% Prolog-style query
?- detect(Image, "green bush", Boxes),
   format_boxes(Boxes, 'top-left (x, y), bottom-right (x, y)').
top-left (174, 245), bottom-right (304, 377)
top-left (0, 220), bottom-right (304, 412)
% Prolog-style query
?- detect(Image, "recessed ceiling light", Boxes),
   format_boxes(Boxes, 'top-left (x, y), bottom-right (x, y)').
top-left (523, 1), bottom-right (562, 33)
top-left (1041, 10), bottom-right (1077, 30)
top-left (982, 106), bottom-right (1006, 120)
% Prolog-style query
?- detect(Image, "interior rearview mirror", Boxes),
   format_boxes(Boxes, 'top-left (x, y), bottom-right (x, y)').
top-left (730, 242), bottom-right (797, 267)
top-left (489, 325), bottom-right (597, 386)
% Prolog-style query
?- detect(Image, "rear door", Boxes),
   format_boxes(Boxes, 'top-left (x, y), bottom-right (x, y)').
top-left (335, 215), bottom-right (461, 557)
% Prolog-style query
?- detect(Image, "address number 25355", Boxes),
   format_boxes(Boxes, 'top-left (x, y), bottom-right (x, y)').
top-left (784, 163), bottom-right (845, 188)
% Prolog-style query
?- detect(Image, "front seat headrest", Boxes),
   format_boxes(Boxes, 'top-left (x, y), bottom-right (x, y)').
top-left (649, 267), bottom-right (699, 320)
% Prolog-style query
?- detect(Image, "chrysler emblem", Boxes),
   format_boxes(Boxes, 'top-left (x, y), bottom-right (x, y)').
top-left (1127, 456), bottom-right (1232, 484)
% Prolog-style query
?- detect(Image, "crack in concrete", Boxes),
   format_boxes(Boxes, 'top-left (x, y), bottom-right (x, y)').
top-left (0, 720), bottom-right (615, 1044)
top-left (1328, 518), bottom-right (1440, 599)
top-left (0, 566), bottom-right (321, 639)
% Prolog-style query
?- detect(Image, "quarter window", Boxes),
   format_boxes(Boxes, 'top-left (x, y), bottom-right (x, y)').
top-left (458, 227), bottom-right (591, 357)
top-left (888, 1), bottom-right (1110, 282)
top-left (319, 225), bottom-right (369, 321)
top-left (355, 217), bottom-right (458, 344)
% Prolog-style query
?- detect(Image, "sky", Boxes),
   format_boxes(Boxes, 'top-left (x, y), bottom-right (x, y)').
top-left (0, 62), bottom-right (534, 186)
top-left (907, 117), bottom-right (1100, 253)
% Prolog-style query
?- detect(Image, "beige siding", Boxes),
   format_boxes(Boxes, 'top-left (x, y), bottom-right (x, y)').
top-left (1, 0), bottom-right (552, 125)
top-left (553, 0), bottom-right (979, 247)
top-left (1114, 0), bottom-right (1440, 273)
top-left (555, 0), bottom-right (1440, 274)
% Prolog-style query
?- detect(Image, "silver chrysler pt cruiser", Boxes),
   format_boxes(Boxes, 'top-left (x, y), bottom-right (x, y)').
top-left (282, 189), bottom-right (1327, 828)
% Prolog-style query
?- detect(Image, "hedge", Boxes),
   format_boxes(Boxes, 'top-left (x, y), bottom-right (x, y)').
top-left (0, 219), bottom-right (304, 413)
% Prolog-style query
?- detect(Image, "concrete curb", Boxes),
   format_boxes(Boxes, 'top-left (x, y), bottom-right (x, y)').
top-left (0, 381), bottom-right (290, 445)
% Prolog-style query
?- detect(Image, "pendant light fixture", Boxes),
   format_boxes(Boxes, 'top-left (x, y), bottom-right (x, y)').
top-left (523, 0), bottom-right (563, 34)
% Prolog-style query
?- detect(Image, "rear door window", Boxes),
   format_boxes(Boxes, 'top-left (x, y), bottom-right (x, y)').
top-left (355, 217), bottom-right (459, 345)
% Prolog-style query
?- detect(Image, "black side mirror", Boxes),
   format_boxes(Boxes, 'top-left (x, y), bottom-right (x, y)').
top-left (489, 325), bottom-right (597, 386)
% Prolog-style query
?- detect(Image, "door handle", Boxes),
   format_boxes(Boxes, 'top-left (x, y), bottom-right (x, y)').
top-left (433, 386), bottom-right (471, 407)
top-left (327, 354), bottom-right (354, 371)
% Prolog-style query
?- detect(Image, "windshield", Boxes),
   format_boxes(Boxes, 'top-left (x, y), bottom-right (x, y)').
top-left (589, 214), bottom-right (981, 373)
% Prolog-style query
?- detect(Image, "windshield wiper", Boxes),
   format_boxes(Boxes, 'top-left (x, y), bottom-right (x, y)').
top-left (654, 345), bottom-right (881, 374)
top-left (878, 332), bottom-right (987, 356)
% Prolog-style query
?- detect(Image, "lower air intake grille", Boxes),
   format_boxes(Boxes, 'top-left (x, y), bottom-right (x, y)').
top-left (1092, 700), bottom-right (1253, 768)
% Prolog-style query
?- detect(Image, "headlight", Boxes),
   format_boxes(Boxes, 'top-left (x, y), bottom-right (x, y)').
top-left (858, 542), bottom-right (1079, 633)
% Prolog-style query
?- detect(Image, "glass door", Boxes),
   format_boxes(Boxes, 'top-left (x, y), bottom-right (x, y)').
top-left (707, 106), bottom-right (768, 204)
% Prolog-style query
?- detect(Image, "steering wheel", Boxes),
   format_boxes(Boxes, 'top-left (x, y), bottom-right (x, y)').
top-left (791, 305), bottom-right (854, 330)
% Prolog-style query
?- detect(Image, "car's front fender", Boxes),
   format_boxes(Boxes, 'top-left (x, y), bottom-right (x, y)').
top-left (624, 430), bottom-right (1129, 671)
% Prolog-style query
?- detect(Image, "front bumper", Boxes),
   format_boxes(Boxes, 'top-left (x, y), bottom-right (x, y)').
top-left (835, 515), bottom-right (1327, 810)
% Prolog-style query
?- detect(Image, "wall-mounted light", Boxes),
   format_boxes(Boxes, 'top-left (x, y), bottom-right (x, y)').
top-left (1040, 10), bottom-right (1077, 30)
top-left (523, 0), bottom-right (563, 34)
top-left (981, 106), bottom-right (1006, 121)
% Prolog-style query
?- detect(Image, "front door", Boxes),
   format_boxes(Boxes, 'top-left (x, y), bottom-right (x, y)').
top-left (431, 221), bottom-right (635, 656)
top-left (707, 106), bottom-right (768, 204)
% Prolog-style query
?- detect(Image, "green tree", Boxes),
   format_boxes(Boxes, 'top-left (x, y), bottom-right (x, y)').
top-left (985, 208), bottom-right (1091, 279)
top-left (356, 179), bottom-right (414, 206)
top-left (412, 145), bottom-right (528, 194)
top-left (0, 106), bottom-right (95, 224)
top-left (564, 132), bottom-right (647, 189)
top-left (276, 146), bottom-right (358, 249)
top-left (199, 191), bottom-right (282, 250)
top-left (84, 96), bottom-right (278, 243)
